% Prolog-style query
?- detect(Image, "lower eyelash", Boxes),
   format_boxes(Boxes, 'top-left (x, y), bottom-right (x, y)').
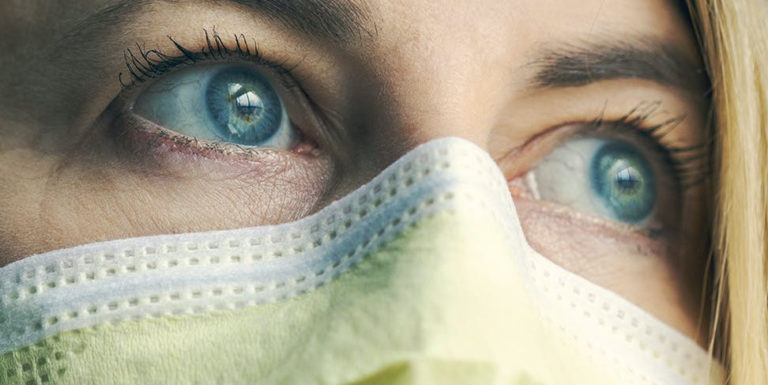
top-left (587, 100), bottom-right (711, 190)
top-left (113, 108), bottom-right (317, 165)
top-left (119, 28), bottom-right (298, 90)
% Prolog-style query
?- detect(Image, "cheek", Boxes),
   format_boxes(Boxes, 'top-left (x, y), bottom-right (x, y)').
top-left (514, 198), bottom-right (702, 341)
top-left (0, 146), bottom-right (59, 266)
top-left (0, 130), bottom-right (334, 264)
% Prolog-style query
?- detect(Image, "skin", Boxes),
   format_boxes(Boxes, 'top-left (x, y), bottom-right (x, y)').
top-left (0, 0), bottom-right (710, 342)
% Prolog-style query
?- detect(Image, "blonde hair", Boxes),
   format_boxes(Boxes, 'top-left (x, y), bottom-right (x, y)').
top-left (688, 0), bottom-right (768, 383)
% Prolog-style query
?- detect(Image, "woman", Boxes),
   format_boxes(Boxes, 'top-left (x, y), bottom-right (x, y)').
top-left (0, 0), bottom-right (764, 384)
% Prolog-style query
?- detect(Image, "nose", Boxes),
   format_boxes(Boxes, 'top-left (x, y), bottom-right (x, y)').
top-left (314, 200), bottom-right (554, 380)
top-left (278, 158), bottom-right (612, 384)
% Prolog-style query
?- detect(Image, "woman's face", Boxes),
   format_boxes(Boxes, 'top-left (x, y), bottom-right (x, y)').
top-left (0, 0), bottom-right (709, 340)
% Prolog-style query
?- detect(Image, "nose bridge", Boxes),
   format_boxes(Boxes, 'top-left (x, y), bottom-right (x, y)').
top-left (355, 21), bottom-right (514, 164)
top-left (375, 64), bottom-right (505, 153)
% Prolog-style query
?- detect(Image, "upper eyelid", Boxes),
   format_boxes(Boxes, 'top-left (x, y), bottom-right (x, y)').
top-left (119, 29), bottom-right (300, 90)
top-left (575, 125), bottom-right (706, 195)
top-left (584, 102), bottom-right (710, 189)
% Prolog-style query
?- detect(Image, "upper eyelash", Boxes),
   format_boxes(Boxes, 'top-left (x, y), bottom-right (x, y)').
top-left (119, 28), bottom-right (300, 90)
top-left (587, 101), bottom-right (711, 189)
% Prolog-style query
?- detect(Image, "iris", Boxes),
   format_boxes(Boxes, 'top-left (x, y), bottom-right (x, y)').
top-left (590, 142), bottom-right (656, 223)
top-left (205, 67), bottom-right (283, 146)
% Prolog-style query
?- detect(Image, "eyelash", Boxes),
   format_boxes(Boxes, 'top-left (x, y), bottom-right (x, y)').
top-left (119, 28), bottom-right (299, 90)
top-left (584, 101), bottom-right (709, 190)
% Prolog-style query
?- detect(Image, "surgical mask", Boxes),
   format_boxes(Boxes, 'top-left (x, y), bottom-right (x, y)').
top-left (0, 137), bottom-right (722, 385)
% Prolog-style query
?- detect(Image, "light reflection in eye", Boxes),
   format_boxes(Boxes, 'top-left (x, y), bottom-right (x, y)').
top-left (231, 88), bottom-right (265, 125)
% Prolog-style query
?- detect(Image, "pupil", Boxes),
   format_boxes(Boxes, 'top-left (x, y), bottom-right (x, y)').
top-left (614, 164), bottom-right (642, 194)
top-left (230, 85), bottom-right (264, 122)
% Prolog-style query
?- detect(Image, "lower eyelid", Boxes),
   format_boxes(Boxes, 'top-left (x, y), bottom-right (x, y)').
top-left (512, 196), bottom-right (668, 255)
top-left (105, 106), bottom-right (329, 181)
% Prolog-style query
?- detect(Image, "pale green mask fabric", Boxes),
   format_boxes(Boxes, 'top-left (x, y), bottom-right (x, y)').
top-left (0, 138), bottom-right (723, 385)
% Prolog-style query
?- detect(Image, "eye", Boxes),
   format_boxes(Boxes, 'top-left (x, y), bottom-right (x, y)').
top-left (132, 63), bottom-right (298, 149)
top-left (530, 137), bottom-right (658, 224)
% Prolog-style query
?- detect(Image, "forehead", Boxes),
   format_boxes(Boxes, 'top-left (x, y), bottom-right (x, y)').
top-left (372, 0), bottom-right (689, 40)
top-left (0, 0), bottom-right (702, 135)
top-left (361, 0), bottom-right (698, 84)
top-left (364, 0), bottom-right (696, 69)
top-left (1, 0), bottom-right (693, 49)
top-left (0, 0), bottom-right (703, 131)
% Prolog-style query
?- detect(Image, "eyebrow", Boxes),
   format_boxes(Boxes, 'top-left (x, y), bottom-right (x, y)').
top-left (224, 0), bottom-right (371, 44)
top-left (65, 0), bottom-right (372, 46)
top-left (527, 40), bottom-right (708, 92)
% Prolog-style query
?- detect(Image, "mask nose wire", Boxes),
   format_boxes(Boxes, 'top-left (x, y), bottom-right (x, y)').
top-left (320, 126), bottom-right (497, 213)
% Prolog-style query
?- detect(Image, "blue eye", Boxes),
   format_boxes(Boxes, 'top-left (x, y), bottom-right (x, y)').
top-left (531, 137), bottom-right (658, 224)
top-left (590, 142), bottom-right (656, 223)
top-left (133, 64), bottom-right (297, 149)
